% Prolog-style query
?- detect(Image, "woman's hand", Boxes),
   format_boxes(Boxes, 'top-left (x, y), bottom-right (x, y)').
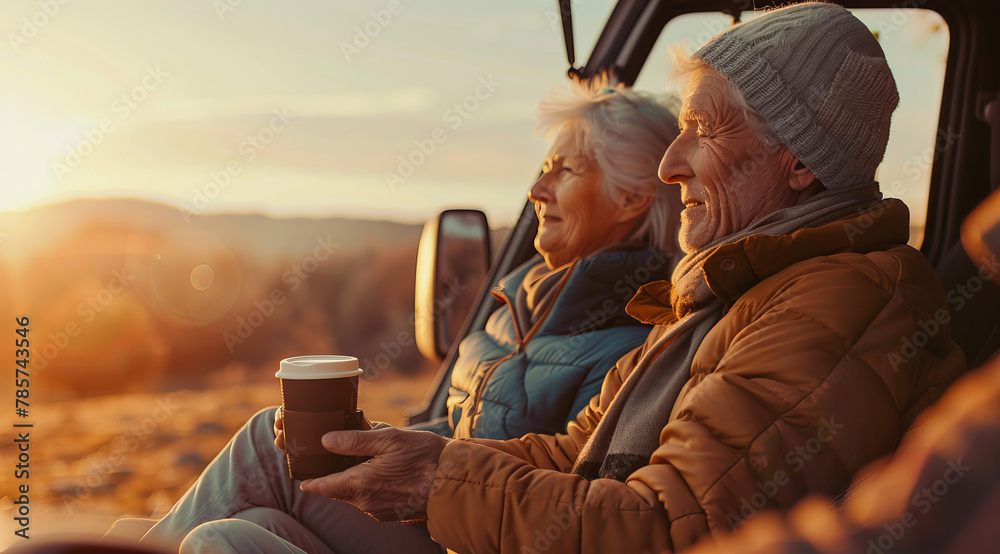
top-left (299, 428), bottom-right (449, 522)
top-left (365, 417), bottom-right (392, 430)
top-left (273, 406), bottom-right (286, 451)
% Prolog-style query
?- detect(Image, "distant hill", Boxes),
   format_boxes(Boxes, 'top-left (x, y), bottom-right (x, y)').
top-left (0, 199), bottom-right (443, 398)
top-left (0, 198), bottom-right (423, 262)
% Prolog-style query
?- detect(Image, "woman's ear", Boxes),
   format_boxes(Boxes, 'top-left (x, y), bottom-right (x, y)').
top-left (615, 191), bottom-right (654, 223)
top-left (789, 159), bottom-right (817, 191)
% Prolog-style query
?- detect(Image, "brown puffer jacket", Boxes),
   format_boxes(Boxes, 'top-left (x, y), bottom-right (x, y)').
top-left (685, 352), bottom-right (1000, 554)
top-left (426, 199), bottom-right (966, 553)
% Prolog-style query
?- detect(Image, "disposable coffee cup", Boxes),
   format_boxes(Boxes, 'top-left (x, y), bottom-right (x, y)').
top-left (276, 355), bottom-right (368, 480)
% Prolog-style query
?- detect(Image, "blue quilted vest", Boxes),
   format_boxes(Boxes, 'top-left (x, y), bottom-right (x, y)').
top-left (448, 246), bottom-right (674, 439)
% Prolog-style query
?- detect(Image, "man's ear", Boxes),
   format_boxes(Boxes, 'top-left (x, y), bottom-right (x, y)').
top-left (616, 191), bottom-right (654, 223)
top-left (789, 159), bottom-right (817, 191)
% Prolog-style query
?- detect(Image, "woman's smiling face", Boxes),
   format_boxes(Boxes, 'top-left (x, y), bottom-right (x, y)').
top-left (529, 130), bottom-right (621, 269)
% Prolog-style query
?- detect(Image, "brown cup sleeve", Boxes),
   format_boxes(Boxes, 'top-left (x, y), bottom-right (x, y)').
top-left (344, 409), bottom-right (367, 430)
top-left (283, 409), bottom-right (347, 456)
top-left (343, 409), bottom-right (373, 464)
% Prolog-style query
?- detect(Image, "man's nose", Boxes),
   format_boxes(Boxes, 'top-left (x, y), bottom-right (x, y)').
top-left (658, 137), bottom-right (693, 185)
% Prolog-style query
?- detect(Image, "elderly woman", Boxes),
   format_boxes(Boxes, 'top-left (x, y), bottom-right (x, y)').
top-left (113, 78), bottom-right (683, 553)
top-left (444, 77), bottom-right (682, 440)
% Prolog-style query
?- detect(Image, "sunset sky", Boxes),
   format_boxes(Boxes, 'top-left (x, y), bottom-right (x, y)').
top-left (0, 1), bottom-right (947, 230)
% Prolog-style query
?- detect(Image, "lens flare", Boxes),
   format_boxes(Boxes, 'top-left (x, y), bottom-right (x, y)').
top-left (190, 264), bottom-right (215, 291)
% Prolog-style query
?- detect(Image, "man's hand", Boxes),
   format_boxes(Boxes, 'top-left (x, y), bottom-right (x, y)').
top-left (299, 427), bottom-right (449, 522)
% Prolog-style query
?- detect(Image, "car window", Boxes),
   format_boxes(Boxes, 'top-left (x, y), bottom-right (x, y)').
top-left (634, 9), bottom-right (950, 247)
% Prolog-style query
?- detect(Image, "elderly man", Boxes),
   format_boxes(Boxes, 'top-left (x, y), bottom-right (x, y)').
top-left (692, 104), bottom-right (1000, 552)
top-left (679, 76), bottom-right (1000, 554)
top-left (180, 3), bottom-right (965, 553)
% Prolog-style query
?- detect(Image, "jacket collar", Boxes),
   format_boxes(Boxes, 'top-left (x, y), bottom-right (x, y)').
top-left (626, 199), bottom-right (910, 324)
top-left (493, 245), bottom-right (673, 340)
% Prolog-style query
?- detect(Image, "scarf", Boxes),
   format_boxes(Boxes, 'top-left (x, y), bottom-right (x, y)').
top-left (512, 242), bottom-right (653, 337)
top-left (513, 260), bottom-right (573, 336)
top-left (573, 181), bottom-right (884, 481)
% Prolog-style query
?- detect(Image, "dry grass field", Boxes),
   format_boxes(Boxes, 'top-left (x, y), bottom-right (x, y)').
top-left (0, 366), bottom-right (437, 548)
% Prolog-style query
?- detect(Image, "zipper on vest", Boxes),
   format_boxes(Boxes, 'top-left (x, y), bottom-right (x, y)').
top-left (467, 261), bottom-right (578, 436)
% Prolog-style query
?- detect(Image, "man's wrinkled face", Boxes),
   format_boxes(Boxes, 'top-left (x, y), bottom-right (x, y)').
top-left (658, 68), bottom-right (801, 253)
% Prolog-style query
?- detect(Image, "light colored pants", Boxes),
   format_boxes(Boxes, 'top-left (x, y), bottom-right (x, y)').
top-left (135, 407), bottom-right (444, 554)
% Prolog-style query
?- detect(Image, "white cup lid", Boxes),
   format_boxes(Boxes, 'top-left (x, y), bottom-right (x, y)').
top-left (275, 355), bottom-right (363, 379)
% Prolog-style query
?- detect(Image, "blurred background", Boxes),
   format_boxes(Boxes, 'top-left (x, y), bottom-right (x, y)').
top-left (0, 0), bottom-right (947, 544)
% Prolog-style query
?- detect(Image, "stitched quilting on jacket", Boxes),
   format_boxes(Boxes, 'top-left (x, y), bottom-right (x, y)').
top-left (427, 199), bottom-right (966, 553)
top-left (447, 245), bottom-right (674, 440)
top-left (692, 352), bottom-right (1000, 554)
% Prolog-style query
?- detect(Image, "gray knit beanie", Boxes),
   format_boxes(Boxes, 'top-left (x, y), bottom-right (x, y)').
top-left (693, 2), bottom-right (899, 189)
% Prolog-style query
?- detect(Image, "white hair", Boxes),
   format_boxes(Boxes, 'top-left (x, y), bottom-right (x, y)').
top-left (535, 73), bottom-right (681, 255)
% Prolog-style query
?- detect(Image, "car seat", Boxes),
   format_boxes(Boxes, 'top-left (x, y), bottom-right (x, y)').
top-left (936, 85), bottom-right (1000, 368)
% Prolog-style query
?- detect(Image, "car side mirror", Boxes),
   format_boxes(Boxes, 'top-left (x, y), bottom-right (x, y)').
top-left (414, 209), bottom-right (491, 361)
